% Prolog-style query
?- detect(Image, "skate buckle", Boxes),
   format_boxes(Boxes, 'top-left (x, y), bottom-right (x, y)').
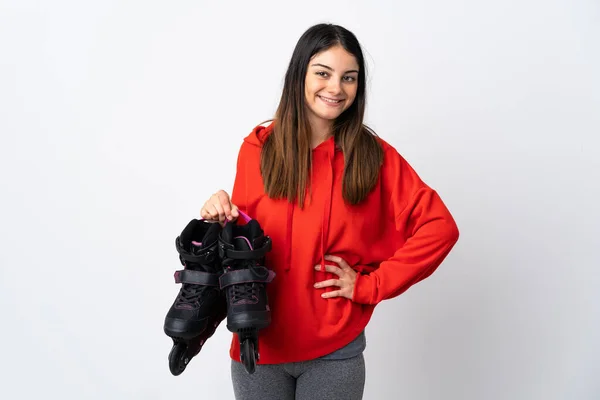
top-left (204, 249), bottom-right (216, 263)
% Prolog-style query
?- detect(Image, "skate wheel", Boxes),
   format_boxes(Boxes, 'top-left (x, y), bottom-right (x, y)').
top-left (168, 342), bottom-right (188, 376)
top-left (240, 339), bottom-right (256, 374)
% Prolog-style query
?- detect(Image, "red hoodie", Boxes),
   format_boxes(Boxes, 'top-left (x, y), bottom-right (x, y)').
top-left (229, 122), bottom-right (459, 364)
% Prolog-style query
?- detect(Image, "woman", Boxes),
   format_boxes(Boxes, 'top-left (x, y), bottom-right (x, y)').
top-left (200, 23), bottom-right (459, 400)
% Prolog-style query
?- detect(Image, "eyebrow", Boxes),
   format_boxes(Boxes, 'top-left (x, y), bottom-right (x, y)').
top-left (311, 63), bottom-right (359, 74)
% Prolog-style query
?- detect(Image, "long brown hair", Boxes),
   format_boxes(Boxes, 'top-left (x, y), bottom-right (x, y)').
top-left (260, 23), bottom-right (384, 208)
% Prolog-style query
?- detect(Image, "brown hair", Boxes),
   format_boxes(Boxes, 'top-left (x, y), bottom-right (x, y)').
top-left (260, 23), bottom-right (384, 208)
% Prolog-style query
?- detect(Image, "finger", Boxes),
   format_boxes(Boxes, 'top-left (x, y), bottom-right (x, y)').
top-left (202, 204), bottom-right (217, 220)
top-left (315, 264), bottom-right (344, 277)
top-left (321, 289), bottom-right (343, 299)
top-left (216, 191), bottom-right (232, 219)
top-left (203, 203), bottom-right (215, 218)
top-left (313, 279), bottom-right (341, 289)
top-left (211, 203), bottom-right (226, 222)
top-left (324, 255), bottom-right (350, 269)
top-left (200, 207), bottom-right (210, 219)
top-left (206, 204), bottom-right (224, 222)
top-left (230, 204), bottom-right (239, 218)
top-left (202, 210), bottom-right (217, 221)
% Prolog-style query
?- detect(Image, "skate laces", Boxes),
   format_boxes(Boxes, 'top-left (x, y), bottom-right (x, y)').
top-left (230, 264), bottom-right (260, 305)
top-left (176, 282), bottom-right (205, 304)
top-left (175, 241), bottom-right (217, 308)
top-left (175, 280), bottom-right (207, 308)
top-left (231, 283), bottom-right (259, 304)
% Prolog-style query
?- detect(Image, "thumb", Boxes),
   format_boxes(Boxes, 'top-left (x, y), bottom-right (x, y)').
top-left (230, 204), bottom-right (239, 218)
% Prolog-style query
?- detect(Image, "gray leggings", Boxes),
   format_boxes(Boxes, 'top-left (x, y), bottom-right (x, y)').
top-left (230, 354), bottom-right (365, 400)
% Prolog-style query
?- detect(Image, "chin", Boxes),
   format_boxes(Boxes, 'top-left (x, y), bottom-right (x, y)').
top-left (315, 108), bottom-right (344, 121)
top-left (318, 113), bottom-right (340, 121)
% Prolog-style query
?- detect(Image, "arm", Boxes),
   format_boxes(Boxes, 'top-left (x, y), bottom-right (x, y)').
top-left (230, 142), bottom-right (248, 215)
top-left (352, 151), bottom-right (460, 305)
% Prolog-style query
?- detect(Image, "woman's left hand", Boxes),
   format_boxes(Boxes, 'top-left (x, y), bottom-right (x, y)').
top-left (314, 255), bottom-right (357, 300)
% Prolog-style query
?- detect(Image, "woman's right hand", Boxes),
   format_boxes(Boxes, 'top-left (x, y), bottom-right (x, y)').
top-left (200, 190), bottom-right (239, 224)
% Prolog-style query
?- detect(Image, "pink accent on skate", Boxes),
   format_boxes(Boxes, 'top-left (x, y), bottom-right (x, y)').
top-left (237, 210), bottom-right (252, 222)
top-left (234, 236), bottom-right (253, 249)
top-left (222, 210), bottom-right (253, 227)
top-left (191, 241), bottom-right (202, 246)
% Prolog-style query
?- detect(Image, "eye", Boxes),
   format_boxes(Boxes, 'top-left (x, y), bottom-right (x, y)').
top-left (343, 76), bottom-right (357, 82)
top-left (316, 71), bottom-right (329, 78)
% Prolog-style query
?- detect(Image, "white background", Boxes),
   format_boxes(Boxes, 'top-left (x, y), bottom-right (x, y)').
top-left (1, 1), bottom-right (598, 399)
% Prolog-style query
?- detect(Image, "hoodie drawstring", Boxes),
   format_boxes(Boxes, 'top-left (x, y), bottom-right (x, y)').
top-left (284, 138), bottom-right (336, 273)
top-left (285, 200), bottom-right (294, 272)
top-left (320, 140), bottom-right (335, 272)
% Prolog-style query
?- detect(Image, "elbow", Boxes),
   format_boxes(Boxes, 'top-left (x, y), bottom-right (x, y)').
top-left (444, 218), bottom-right (460, 247)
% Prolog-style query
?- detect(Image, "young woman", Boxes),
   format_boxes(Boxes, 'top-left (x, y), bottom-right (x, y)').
top-left (200, 23), bottom-right (459, 400)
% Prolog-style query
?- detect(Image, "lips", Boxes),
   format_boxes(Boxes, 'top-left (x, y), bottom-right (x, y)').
top-left (317, 95), bottom-right (344, 105)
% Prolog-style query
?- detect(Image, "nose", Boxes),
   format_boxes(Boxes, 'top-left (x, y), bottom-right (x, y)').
top-left (327, 78), bottom-right (342, 95)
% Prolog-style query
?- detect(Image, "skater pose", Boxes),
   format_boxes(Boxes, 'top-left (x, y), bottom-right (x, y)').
top-left (200, 23), bottom-right (459, 400)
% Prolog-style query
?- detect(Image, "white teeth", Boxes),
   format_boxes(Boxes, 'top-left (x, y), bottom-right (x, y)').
top-left (319, 96), bottom-right (342, 103)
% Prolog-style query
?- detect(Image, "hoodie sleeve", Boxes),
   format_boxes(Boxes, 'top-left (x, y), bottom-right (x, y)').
top-left (230, 142), bottom-right (248, 213)
top-left (351, 149), bottom-right (459, 305)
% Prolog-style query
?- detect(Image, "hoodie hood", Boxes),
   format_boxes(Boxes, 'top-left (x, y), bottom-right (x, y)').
top-left (242, 121), bottom-right (274, 147)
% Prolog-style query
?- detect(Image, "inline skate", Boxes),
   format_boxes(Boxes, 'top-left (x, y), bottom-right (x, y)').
top-left (218, 211), bottom-right (275, 374)
top-left (164, 219), bottom-right (227, 376)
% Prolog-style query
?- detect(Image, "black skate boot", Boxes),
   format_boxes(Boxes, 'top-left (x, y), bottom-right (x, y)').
top-left (164, 219), bottom-right (227, 376)
top-left (218, 212), bottom-right (274, 374)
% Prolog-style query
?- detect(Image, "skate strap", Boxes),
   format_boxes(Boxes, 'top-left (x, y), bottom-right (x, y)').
top-left (176, 240), bottom-right (218, 264)
top-left (178, 250), bottom-right (217, 264)
top-left (174, 269), bottom-right (220, 286)
top-left (220, 237), bottom-right (272, 260)
top-left (219, 266), bottom-right (275, 289)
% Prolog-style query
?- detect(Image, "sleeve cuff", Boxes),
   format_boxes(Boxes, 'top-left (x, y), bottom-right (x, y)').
top-left (352, 271), bottom-right (376, 305)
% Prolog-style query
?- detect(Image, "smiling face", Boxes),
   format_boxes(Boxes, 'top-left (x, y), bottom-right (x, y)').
top-left (304, 45), bottom-right (360, 128)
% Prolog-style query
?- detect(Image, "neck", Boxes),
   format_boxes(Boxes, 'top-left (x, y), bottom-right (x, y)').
top-left (308, 116), bottom-right (334, 149)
